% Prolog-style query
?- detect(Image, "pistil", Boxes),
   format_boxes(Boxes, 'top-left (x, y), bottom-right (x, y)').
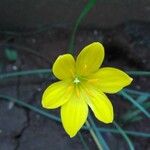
top-left (73, 77), bottom-right (80, 84)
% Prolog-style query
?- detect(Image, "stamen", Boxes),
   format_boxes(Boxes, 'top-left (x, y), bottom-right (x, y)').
top-left (74, 77), bottom-right (80, 84)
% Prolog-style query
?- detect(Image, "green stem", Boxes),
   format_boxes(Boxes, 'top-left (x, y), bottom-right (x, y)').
top-left (1, 69), bottom-right (150, 80)
top-left (68, 0), bottom-right (97, 54)
top-left (123, 89), bottom-right (150, 96)
top-left (113, 121), bottom-right (134, 150)
top-left (0, 94), bottom-right (60, 122)
top-left (78, 132), bottom-right (89, 150)
top-left (127, 71), bottom-right (150, 76)
top-left (86, 121), bottom-right (103, 150)
top-left (97, 128), bottom-right (150, 138)
top-left (88, 115), bottom-right (110, 150)
top-left (0, 94), bottom-right (150, 139)
top-left (0, 69), bottom-right (51, 79)
top-left (120, 91), bottom-right (150, 118)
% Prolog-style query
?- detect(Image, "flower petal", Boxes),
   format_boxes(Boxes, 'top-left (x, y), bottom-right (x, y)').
top-left (81, 83), bottom-right (113, 123)
top-left (42, 81), bottom-right (73, 109)
top-left (53, 54), bottom-right (75, 80)
top-left (61, 90), bottom-right (88, 137)
top-left (76, 42), bottom-right (104, 76)
top-left (88, 67), bottom-right (133, 93)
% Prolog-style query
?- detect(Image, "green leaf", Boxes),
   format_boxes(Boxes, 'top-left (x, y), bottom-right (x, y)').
top-left (123, 89), bottom-right (150, 97)
top-left (130, 116), bottom-right (143, 122)
top-left (127, 71), bottom-right (150, 76)
top-left (120, 91), bottom-right (150, 118)
top-left (88, 114), bottom-right (110, 150)
top-left (136, 95), bottom-right (149, 103)
top-left (1, 94), bottom-right (150, 140)
top-left (78, 132), bottom-right (89, 150)
top-left (113, 121), bottom-right (134, 150)
top-left (4, 48), bottom-right (18, 61)
top-left (122, 101), bottom-right (150, 123)
top-left (0, 94), bottom-right (60, 122)
top-left (0, 69), bottom-right (51, 79)
top-left (68, 0), bottom-right (97, 54)
top-left (97, 127), bottom-right (150, 138)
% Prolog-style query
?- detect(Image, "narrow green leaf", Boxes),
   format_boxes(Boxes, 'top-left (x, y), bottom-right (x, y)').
top-left (123, 89), bottom-right (150, 97)
top-left (127, 71), bottom-right (150, 76)
top-left (78, 132), bottom-right (89, 150)
top-left (0, 94), bottom-right (60, 122)
top-left (120, 91), bottom-right (150, 118)
top-left (122, 94), bottom-right (149, 123)
top-left (86, 121), bottom-right (103, 150)
top-left (129, 116), bottom-right (143, 122)
top-left (113, 121), bottom-right (134, 150)
top-left (97, 128), bottom-right (150, 138)
top-left (88, 114), bottom-right (110, 150)
top-left (0, 69), bottom-right (51, 79)
top-left (4, 48), bottom-right (18, 61)
top-left (68, 0), bottom-right (97, 54)
top-left (122, 101), bottom-right (150, 123)
top-left (1, 94), bottom-right (150, 140)
top-left (136, 95), bottom-right (149, 103)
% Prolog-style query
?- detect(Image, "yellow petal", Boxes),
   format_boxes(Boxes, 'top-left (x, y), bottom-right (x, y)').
top-left (88, 67), bottom-right (133, 93)
top-left (81, 83), bottom-right (113, 123)
top-left (76, 42), bottom-right (104, 76)
top-left (52, 54), bottom-right (75, 80)
top-left (42, 81), bottom-right (73, 109)
top-left (61, 90), bottom-right (88, 137)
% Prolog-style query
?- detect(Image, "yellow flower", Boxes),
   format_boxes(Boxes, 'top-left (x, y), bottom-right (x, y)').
top-left (42, 42), bottom-right (133, 137)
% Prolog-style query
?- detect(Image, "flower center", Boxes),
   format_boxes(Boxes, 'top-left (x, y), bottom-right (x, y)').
top-left (73, 77), bottom-right (80, 84)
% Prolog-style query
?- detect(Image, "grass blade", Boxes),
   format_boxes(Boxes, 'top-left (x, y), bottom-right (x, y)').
top-left (0, 94), bottom-right (89, 149)
top-left (68, 0), bottom-right (97, 54)
top-left (120, 91), bottom-right (150, 118)
top-left (123, 89), bottom-right (150, 96)
top-left (122, 102), bottom-right (150, 123)
top-left (78, 132), bottom-right (89, 150)
top-left (88, 114), bottom-right (110, 150)
top-left (86, 121), bottom-right (103, 150)
top-left (0, 94), bottom-right (60, 122)
top-left (127, 71), bottom-right (150, 76)
top-left (0, 94), bottom-right (149, 139)
top-left (97, 128), bottom-right (150, 138)
top-left (0, 69), bottom-right (51, 79)
top-left (113, 121), bottom-right (134, 150)
top-left (136, 95), bottom-right (149, 103)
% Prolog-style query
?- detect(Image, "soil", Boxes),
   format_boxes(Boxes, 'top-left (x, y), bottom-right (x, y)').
top-left (0, 21), bottom-right (150, 150)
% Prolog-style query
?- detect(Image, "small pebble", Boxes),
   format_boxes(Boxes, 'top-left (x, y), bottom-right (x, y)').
top-left (136, 85), bottom-right (141, 90)
top-left (142, 59), bottom-right (146, 63)
top-left (93, 30), bottom-right (98, 36)
top-left (37, 87), bottom-right (42, 92)
top-left (145, 6), bottom-right (150, 11)
top-left (12, 65), bottom-right (18, 71)
top-left (78, 37), bottom-right (83, 42)
top-left (8, 102), bottom-right (14, 110)
top-left (31, 38), bottom-right (36, 44)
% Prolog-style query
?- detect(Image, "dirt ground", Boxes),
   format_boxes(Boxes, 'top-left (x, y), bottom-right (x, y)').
top-left (0, 21), bottom-right (150, 150)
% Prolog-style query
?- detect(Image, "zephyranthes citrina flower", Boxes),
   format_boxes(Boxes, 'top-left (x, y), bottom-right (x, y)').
top-left (42, 42), bottom-right (133, 137)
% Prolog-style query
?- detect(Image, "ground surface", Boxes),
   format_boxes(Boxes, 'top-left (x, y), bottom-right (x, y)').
top-left (0, 0), bottom-right (150, 30)
top-left (0, 22), bottom-right (150, 150)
